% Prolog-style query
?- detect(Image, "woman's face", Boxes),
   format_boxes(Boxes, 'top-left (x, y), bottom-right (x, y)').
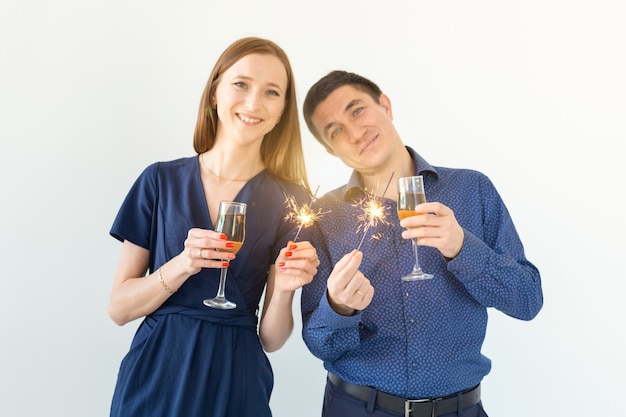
top-left (213, 53), bottom-right (288, 147)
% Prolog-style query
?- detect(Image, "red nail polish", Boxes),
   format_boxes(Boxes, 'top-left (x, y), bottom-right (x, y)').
top-left (225, 242), bottom-right (234, 248)
top-left (278, 261), bottom-right (285, 267)
top-left (290, 244), bottom-right (298, 250)
top-left (285, 251), bottom-right (292, 257)
top-left (221, 262), bottom-right (229, 267)
top-left (220, 234), bottom-right (228, 240)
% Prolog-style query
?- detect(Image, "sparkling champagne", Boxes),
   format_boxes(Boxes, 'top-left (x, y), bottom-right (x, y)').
top-left (216, 213), bottom-right (245, 253)
top-left (397, 191), bottom-right (426, 219)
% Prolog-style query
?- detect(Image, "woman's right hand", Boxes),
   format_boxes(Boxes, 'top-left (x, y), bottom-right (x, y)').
top-left (183, 228), bottom-right (237, 275)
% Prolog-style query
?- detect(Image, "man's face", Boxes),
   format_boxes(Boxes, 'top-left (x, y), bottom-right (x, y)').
top-left (310, 85), bottom-right (397, 174)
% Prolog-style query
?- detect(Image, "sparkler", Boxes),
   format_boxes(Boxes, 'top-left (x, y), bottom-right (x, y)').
top-left (283, 186), bottom-right (327, 242)
top-left (354, 172), bottom-right (395, 251)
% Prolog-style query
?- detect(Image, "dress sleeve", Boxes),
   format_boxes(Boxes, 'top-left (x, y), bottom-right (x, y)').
top-left (109, 162), bottom-right (159, 250)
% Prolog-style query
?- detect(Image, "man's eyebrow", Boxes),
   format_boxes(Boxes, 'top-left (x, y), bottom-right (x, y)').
top-left (322, 121), bottom-right (336, 138)
top-left (321, 99), bottom-right (364, 137)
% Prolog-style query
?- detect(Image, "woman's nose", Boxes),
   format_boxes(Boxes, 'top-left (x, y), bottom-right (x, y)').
top-left (244, 90), bottom-right (261, 110)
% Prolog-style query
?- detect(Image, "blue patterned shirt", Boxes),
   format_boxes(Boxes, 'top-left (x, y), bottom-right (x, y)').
top-left (301, 147), bottom-right (543, 398)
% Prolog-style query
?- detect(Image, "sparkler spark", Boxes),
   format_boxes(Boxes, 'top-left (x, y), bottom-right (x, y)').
top-left (283, 186), bottom-right (327, 242)
top-left (354, 193), bottom-right (390, 251)
top-left (354, 172), bottom-right (395, 251)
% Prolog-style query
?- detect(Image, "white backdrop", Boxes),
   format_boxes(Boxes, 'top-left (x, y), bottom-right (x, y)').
top-left (1, 1), bottom-right (624, 416)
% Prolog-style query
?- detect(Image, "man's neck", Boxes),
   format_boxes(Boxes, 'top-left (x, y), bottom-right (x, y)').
top-left (359, 146), bottom-right (414, 198)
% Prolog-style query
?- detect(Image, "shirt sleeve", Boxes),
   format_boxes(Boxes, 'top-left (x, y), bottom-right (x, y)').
top-left (447, 175), bottom-right (543, 320)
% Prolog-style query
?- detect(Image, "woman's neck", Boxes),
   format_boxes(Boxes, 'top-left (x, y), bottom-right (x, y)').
top-left (200, 146), bottom-right (264, 182)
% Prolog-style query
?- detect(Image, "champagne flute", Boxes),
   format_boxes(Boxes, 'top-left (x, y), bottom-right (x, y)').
top-left (397, 176), bottom-right (434, 281)
top-left (203, 201), bottom-right (246, 309)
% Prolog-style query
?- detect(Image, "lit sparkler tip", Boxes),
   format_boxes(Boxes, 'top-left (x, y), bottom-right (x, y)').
top-left (283, 186), bottom-right (328, 242)
top-left (353, 187), bottom-right (393, 251)
top-left (354, 193), bottom-right (390, 233)
top-left (353, 172), bottom-right (395, 251)
top-left (283, 197), bottom-right (321, 226)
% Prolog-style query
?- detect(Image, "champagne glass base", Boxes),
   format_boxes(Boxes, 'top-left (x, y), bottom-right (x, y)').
top-left (203, 297), bottom-right (237, 309)
top-left (401, 271), bottom-right (434, 281)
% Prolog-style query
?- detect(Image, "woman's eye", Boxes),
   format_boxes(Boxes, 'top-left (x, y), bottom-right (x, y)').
top-left (234, 81), bottom-right (247, 89)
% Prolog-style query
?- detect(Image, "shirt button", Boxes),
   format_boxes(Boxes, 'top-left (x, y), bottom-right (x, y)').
top-left (409, 318), bottom-right (415, 323)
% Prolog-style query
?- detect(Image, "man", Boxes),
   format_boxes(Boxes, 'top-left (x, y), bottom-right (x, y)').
top-left (300, 70), bottom-right (543, 417)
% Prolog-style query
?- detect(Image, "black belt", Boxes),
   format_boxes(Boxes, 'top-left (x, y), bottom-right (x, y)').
top-left (328, 373), bottom-right (481, 417)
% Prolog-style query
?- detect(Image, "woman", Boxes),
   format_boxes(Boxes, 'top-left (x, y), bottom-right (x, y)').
top-left (108, 37), bottom-right (319, 417)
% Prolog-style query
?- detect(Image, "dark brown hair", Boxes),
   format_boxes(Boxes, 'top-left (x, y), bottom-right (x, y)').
top-left (303, 70), bottom-right (383, 149)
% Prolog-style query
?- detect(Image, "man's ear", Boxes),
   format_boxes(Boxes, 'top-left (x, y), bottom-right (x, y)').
top-left (379, 93), bottom-right (393, 120)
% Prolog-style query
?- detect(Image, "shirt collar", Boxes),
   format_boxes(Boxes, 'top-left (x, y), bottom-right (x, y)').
top-left (340, 146), bottom-right (438, 202)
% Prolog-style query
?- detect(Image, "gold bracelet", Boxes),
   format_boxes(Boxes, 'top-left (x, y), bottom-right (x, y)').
top-left (157, 268), bottom-right (175, 294)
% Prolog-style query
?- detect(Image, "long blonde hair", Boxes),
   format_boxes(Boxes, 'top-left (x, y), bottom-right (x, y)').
top-left (193, 37), bottom-right (310, 193)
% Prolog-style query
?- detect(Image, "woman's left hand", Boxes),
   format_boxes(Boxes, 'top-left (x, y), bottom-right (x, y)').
top-left (274, 241), bottom-right (319, 292)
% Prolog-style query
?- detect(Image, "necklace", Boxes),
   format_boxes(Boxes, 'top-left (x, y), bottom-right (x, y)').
top-left (202, 153), bottom-right (256, 182)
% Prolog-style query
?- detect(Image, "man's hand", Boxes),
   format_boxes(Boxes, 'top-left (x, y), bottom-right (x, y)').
top-left (399, 202), bottom-right (465, 259)
top-left (326, 250), bottom-right (374, 315)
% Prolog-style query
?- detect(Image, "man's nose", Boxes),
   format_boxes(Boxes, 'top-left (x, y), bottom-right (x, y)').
top-left (346, 123), bottom-right (366, 143)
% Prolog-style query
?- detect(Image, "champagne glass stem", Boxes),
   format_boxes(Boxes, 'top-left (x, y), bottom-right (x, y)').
top-left (411, 238), bottom-right (422, 273)
top-left (215, 267), bottom-right (228, 300)
top-left (402, 237), bottom-right (433, 281)
top-left (203, 265), bottom-right (236, 309)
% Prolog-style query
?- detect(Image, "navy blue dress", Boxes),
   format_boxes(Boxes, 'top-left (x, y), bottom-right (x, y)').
top-left (109, 156), bottom-right (311, 417)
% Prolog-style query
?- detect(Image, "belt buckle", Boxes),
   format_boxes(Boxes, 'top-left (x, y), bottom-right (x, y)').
top-left (405, 397), bottom-right (442, 417)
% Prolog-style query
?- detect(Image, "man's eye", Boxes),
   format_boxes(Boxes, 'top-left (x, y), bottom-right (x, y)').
top-left (330, 128), bottom-right (342, 140)
top-left (353, 107), bottom-right (363, 117)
